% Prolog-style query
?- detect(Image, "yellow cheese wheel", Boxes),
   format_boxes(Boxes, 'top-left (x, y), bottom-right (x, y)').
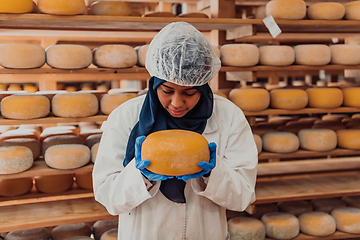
top-left (307, 2), bottom-right (345, 20)
top-left (5, 228), bottom-right (51, 240)
top-left (306, 87), bottom-right (343, 108)
top-left (331, 207), bottom-right (360, 234)
top-left (261, 212), bottom-right (300, 239)
top-left (255, 5), bottom-right (266, 19)
top-left (0, 177), bottom-right (33, 197)
top-left (220, 44), bottom-right (259, 67)
top-left (44, 144), bottom-right (90, 169)
top-left (177, 12), bottom-right (209, 18)
top-left (294, 44), bottom-right (331, 66)
top-left (37, 0), bottom-right (86, 15)
top-left (90, 1), bottom-right (132, 16)
top-left (228, 217), bottom-right (266, 240)
top-left (79, 129), bottom-right (102, 141)
top-left (75, 172), bottom-right (92, 190)
top-left (298, 211), bottom-right (336, 236)
top-left (52, 92), bottom-right (99, 118)
top-left (91, 142), bottom-right (99, 163)
top-left (86, 133), bottom-right (101, 148)
top-left (0, 146), bottom-right (33, 174)
top-left (24, 84), bottom-right (38, 93)
top-left (229, 88), bottom-right (270, 111)
top-left (259, 45), bottom-right (295, 66)
top-left (42, 135), bottom-right (84, 156)
top-left (100, 228), bottom-right (118, 240)
top-left (51, 223), bottom-right (92, 240)
top-left (342, 196), bottom-right (360, 208)
top-left (0, 0), bottom-right (33, 13)
top-left (298, 128), bottom-right (337, 152)
top-left (40, 126), bottom-right (79, 142)
top-left (0, 129), bottom-right (39, 142)
top-left (270, 89), bottom-right (308, 110)
top-left (278, 200), bottom-right (313, 216)
top-left (311, 198), bottom-right (346, 213)
top-left (35, 174), bottom-right (74, 193)
top-left (93, 219), bottom-right (119, 240)
top-left (322, 114), bottom-right (349, 122)
top-left (345, 0), bottom-right (360, 20)
top-left (142, 11), bottom-right (176, 17)
top-left (266, 0), bottom-right (306, 19)
top-left (330, 44), bottom-right (360, 65)
top-left (100, 93), bottom-right (137, 115)
top-left (46, 45), bottom-right (92, 69)
top-left (0, 138), bottom-right (41, 160)
top-left (262, 132), bottom-right (299, 153)
top-left (93, 45), bottom-right (137, 68)
top-left (141, 130), bottom-right (209, 176)
top-left (0, 44), bottom-right (45, 69)
top-left (342, 87), bottom-right (360, 107)
top-left (136, 45), bottom-right (149, 67)
top-left (337, 129), bottom-right (360, 149)
top-left (253, 133), bottom-right (262, 154)
top-left (1, 94), bottom-right (50, 120)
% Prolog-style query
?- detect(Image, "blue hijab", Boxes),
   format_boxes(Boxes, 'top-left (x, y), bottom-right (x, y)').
top-left (124, 76), bottom-right (214, 203)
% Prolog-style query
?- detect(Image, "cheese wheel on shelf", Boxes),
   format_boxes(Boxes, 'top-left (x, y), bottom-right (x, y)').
top-left (5, 228), bottom-right (51, 240)
top-left (136, 45), bottom-right (149, 67)
top-left (278, 200), bottom-right (313, 216)
top-left (44, 144), bottom-right (90, 169)
top-left (0, 129), bottom-right (40, 142)
top-left (331, 207), bottom-right (360, 234)
top-left (262, 131), bottom-right (299, 153)
top-left (342, 196), bottom-right (360, 208)
top-left (0, 138), bottom-right (41, 160)
top-left (253, 133), bottom-right (262, 154)
top-left (79, 129), bottom-right (102, 141)
top-left (259, 45), bottom-right (295, 66)
top-left (37, 0), bottom-right (86, 15)
top-left (177, 12), bottom-right (209, 18)
top-left (100, 228), bottom-right (118, 240)
top-left (345, 0), bottom-right (360, 20)
top-left (93, 219), bottom-right (119, 240)
top-left (298, 128), bottom-right (337, 152)
top-left (294, 44), bottom-right (331, 66)
top-left (0, 0), bottom-right (33, 13)
top-left (220, 44), bottom-right (259, 67)
top-left (266, 0), bottom-right (306, 19)
top-left (330, 44), bottom-right (360, 65)
top-left (261, 212), bottom-right (300, 239)
top-left (86, 134), bottom-right (102, 148)
top-left (311, 198), bottom-right (346, 213)
top-left (34, 174), bottom-right (74, 193)
top-left (229, 88), bottom-right (270, 111)
top-left (75, 172), bottom-right (93, 190)
top-left (306, 87), bottom-right (343, 108)
top-left (270, 89), bottom-right (308, 110)
top-left (100, 93), bottom-right (137, 115)
top-left (90, 1), bottom-right (132, 16)
top-left (142, 130), bottom-right (209, 176)
top-left (0, 146), bottom-right (33, 174)
top-left (142, 11), bottom-right (176, 17)
top-left (46, 45), bottom-right (92, 69)
top-left (0, 44), bottom-right (45, 69)
top-left (42, 135), bottom-right (84, 156)
top-left (51, 223), bottom-right (92, 240)
top-left (0, 177), bottom-right (33, 197)
top-left (91, 142), bottom-right (100, 163)
top-left (342, 87), bottom-right (360, 107)
top-left (307, 2), bottom-right (345, 20)
top-left (93, 45), bottom-right (137, 68)
top-left (227, 217), bottom-right (266, 240)
top-left (322, 114), bottom-right (349, 122)
top-left (298, 211), bottom-right (336, 236)
top-left (337, 129), bottom-right (360, 149)
top-left (52, 92), bottom-right (99, 118)
top-left (255, 5), bottom-right (266, 19)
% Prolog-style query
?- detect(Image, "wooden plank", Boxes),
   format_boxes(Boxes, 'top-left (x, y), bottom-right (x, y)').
top-left (221, 64), bottom-right (360, 72)
top-left (0, 115), bottom-right (107, 126)
top-left (266, 231), bottom-right (360, 240)
top-left (0, 66), bottom-right (149, 74)
top-left (243, 106), bottom-right (360, 116)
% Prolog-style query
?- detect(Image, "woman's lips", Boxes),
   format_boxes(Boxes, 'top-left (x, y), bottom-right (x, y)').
top-left (169, 109), bottom-right (186, 116)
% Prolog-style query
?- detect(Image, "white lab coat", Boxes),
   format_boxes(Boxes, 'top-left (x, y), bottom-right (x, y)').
top-left (93, 94), bottom-right (258, 240)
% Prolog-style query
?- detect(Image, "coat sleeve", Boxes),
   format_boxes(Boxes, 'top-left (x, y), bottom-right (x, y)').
top-left (92, 98), bottom-right (160, 215)
top-left (190, 102), bottom-right (258, 212)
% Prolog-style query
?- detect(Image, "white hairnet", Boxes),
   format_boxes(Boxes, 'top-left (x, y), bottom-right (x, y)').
top-left (145, 22), bottom-right (221, 86)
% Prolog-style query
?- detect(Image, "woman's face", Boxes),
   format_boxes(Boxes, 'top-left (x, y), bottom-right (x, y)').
top-left (157, 82), bottom-right (201, 118)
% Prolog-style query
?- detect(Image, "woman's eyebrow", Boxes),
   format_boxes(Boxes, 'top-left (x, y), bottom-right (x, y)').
top-left (162, 84), bottom-right (194, 91)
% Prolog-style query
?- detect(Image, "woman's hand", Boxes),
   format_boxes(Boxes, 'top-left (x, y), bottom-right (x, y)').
top-left (176, 142), bottom-right (217, 181)
top-left (135, 136), bottom-right (175, 181)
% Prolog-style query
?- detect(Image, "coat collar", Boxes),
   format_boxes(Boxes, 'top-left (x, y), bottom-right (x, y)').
top-left (204, 111), bottom-right (219, 133)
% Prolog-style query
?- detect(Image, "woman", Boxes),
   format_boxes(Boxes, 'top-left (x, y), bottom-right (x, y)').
top-left (93, 22), bottom-right (258, 240)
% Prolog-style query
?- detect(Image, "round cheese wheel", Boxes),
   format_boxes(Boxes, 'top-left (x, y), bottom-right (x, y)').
top-left (331, 207), bottom-right (360, 233)
top-left (342, 87), bottom-right (360, 107)
top-left (142, 11), bottom-right (176, 17)
top-left (40, 126), bottom-right (79, 142)
top-left (261, 212), bottom-right (300, 239)
top-left (46, 45), bottom-right (92, 69)
top-left (93, 219), bottom-right (118, 240)
top-left (270, 89), bottom-right (308, 110)
top-left (42, 135), bottom-right (84, 156)
top-left (35, 174), bottom-right (74, 193)
top-left (141, 130), bottom-right (210, 176)
top-left (298, 128), bottom-right (337, 151)
top-left (311, 198), bottom-right (346, 213)
top-left (37, 0), bottom-right (86, 15)
top-left (253, 134), bottom-right (262, 154)
top-left (294, 44), bottom-right (331, 66)
top-left (306, 87), bottom-right (343, 108)
top-left (342, 196), bottom-right (360, 208)
top-left (86, 133), bottom-right (102, 148)
top-left (90, 1), bottom-right (132, 16)
top-left (177, 12), bottom-right (209, 18)
top-left (266, 0), bottom-right (306, 19)
top-left (136, 45), bottom-right (149, 67)
top-left (0, 146), bottom-right (33, 174)
top-left (220, 44), bottom-right (259, 67)
top-left (23, 84), bottom-right (38, 93)
top-left (79, 129), bottom-right (102, 141)
top-left (5, 228), bottom-right (51, 240)
top-left (1, 94), bottom-right (50, 120)
top-left (91, 142), bottom-right (99, 163)
top-left (0, 129), bottom-right (39, 142)
top-left (345, 0), bottom-right (360, 20)
top-left (229, 88), bottom-right (270, 111)
top-left (0, 177), bottom-right (33, 197)
top-left (44, 144), bottom-right (90, 169)
top-left (262, 132), bottom-right (299, 153)
top-left (0, 138), bottom-right (41, 160)
top-left (51, 223), bottom-right (92, 240)
top-left (322, 114), bottom-right (349, 122)
top-left (100, 229), bottom-right (118, 240)
top-left (100, 93), bottom-right (137, 115)
top-left (0, 0), bottom-right (33, 13)
top-left (0, 44), bottom-right (45, 69)
top-left (75, 172), bottom-right (92, 190)
top-left (255, 5), bottom-right (266, 19)
top-left (259, 45), bottom-right (295, 66)
top-left (93, 45), bottom-right (137, 68)
top-left (337, 129), bottom-right (360, 149)
top-left (330, 44), bottom-right (360, 65)
top-left (307, 2), bottom-right (345, 20)
top-left (278, 200), bottom-right (313, 216)
top-left (298, 211), bottom-right (336, 236)
top-left (228, 217), bottom-right (266, 240)
top-left (52, 92), bottom-right (99, 118)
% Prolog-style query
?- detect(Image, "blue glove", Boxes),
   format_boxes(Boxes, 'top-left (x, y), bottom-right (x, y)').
top-left (135, 136), bottom-right (175, 181)
top-left (176, 142), bottom-right (217, 181)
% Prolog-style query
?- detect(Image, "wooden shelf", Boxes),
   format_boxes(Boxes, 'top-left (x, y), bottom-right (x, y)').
top-left (243, 107), bottom-right (360, 116)
top-left (266, 231), bottom-right (360, 240)
top-left (0, 66), bottom-right (149, 74)
top-left (0, 115), bottom-right (108, 126)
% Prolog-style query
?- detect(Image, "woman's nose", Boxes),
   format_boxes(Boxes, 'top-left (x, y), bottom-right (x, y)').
top-left (171, 94), bottom-right (184, 108)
